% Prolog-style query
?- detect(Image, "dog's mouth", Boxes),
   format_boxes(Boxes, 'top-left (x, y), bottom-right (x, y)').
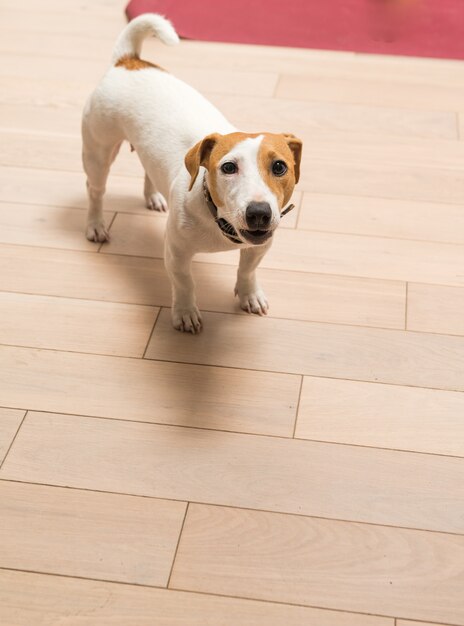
top-left (240, 229), bottom-right (274, 245)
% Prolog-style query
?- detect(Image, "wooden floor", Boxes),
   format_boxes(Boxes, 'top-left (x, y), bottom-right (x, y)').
top-left (1, 1), bottom-right (464, 624)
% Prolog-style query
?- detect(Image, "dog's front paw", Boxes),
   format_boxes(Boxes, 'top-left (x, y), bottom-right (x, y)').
top-left (146, 192), bottom-right (168, 212)
top-left (235, 288), bottom-right (269, 316)
top-left (86, 221), bottom-right (110, 243)
top-left (172, 305), bottom-right (203, 334)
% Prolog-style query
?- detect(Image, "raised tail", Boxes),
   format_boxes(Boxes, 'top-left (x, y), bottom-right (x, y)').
top-left (111, 13), bottom-right (179, 64)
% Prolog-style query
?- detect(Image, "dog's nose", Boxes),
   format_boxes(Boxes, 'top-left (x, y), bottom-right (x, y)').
top-left (245, 202), bottom-right (272, 230)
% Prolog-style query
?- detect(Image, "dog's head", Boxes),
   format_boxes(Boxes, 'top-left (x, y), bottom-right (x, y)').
top-left (184, 132), bottom-right (302, 245)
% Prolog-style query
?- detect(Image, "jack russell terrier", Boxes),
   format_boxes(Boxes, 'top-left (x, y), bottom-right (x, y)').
top-left (82, 14), bottom-right (302, 333)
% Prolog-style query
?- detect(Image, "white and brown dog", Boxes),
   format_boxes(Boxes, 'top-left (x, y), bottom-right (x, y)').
top-left (82, 14), bottom-right (302, 333)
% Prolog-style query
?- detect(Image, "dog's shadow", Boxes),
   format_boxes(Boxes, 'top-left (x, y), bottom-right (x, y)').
top-left (57, 189), bottom-right (245, 434)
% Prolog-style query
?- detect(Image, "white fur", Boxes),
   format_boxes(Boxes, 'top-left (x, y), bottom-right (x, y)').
top-left (111, 14), bottom-right (179, 63)
top-left (82, 14), bottom-right (283, 333)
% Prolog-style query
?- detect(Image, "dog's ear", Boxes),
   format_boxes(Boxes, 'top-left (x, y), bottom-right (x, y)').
top-left (184, 133), bottom-right (221, 191)
top-left (282, 133), bottom-right (302, 184)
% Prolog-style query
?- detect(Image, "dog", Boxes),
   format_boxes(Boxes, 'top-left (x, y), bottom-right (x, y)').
top-left (82, 14), bottom-right (302, 333)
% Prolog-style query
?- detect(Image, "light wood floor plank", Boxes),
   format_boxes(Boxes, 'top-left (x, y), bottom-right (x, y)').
top-left (237, 269), bottom-right (405, 328)
top-left (103, 210), bottom-right (294, 267)
top-left (408, 283), bottom-right (464, 337)
top-left (296, 377), bottom-right (464, 457)
top-left (0, 29), bottom-right (117, 60)
top-left (115, 214), bottom-right (464, 286)
top-left (0, 569), bottom-right (392, 626)
top-left (0, 166), bottom-right (149, 215)
top-left (0, 75), bottom-right (92, 108)
top-left (1, 0), bottom-right (126, 16)
top-left (398, 622), bottom-right (451, 626)
top-left (101, 213), bottom-right (166, 259)
top-left (1, 7), bottom-right (125, 38)
top-left (0, 202), bottom-right (113, 251)
top-left (0, 53), bottom-right (279, 97)
top-left (298, 193), bottom-right (464, 244)
top-left (147, 309), bottom-right (464, 392)
top-left (0, 102), bottom-right (83, 135)
top-left (105, 205), bottom-right (296, 252)
top-left (110, 214), bottom-right (464, 287)
top-left (0, 409), bottom-right (25, 465)
top-left (0, 244), bottom-right (172, 305)
top-left (0, 346), bottom-right (299, 437)
top-left (171, 504), bottom-right (464, 624)
top-left (0, 481), bottom-right (185, 585)
top-left (262, 229), bottom-right (464, 286)
top-left (2, 412), bottom-right (463, 533)
top-left (0, 129), bottom-right (144, 178)
top-left (0, 292), bottom-right (157, 357)
top-left (300, 132), bottom-right (464, 172)
top-left (276, 71), bottom-right (464, 112)
top-left (299, 159), bottom-right (464, 203)
top-left (209, 93), bottom-right (458, 140)
top-left (0, 245), bottom-right (405, 328)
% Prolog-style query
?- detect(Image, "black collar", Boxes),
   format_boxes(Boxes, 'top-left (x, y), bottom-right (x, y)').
top-left (202, 175), bottom-right (295, 245)
top-left (202, 176), bottom-right (243, 244)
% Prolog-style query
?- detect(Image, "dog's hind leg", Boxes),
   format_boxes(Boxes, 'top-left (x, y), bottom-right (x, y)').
top-left (144, 172), bottom-right (168, 212)
top-left (82, 121), bottom-right (122, 243)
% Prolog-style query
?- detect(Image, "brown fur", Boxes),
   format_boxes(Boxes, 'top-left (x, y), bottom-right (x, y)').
top-left (184, 132), bottom-right (302, 208)
top-left (115, 55), bottom-right (165, 71)
top-left (258, 133), bottom-right (302, 206)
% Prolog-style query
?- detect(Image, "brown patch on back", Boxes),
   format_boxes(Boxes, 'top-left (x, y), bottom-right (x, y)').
top-left (115, 55), bottom-right (165, 71)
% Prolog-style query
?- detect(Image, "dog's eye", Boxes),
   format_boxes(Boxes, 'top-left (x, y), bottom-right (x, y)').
top-left (221, 161), bottom-right (238, 174)
top-left (272, 160), bottom-right (287, 176)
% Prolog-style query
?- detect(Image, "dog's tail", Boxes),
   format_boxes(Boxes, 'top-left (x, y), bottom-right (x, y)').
top-left (111, 14), bottom-right (179, 64)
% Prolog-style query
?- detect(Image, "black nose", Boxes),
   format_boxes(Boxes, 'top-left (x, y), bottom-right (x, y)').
top-left (245, 202), bottom-right (272, 230)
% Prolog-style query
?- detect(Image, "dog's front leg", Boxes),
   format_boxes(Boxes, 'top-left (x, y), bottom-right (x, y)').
top-left (235, 244), bottom-right (271, 315)
top-left (165, 238), bottom-right (202, 334)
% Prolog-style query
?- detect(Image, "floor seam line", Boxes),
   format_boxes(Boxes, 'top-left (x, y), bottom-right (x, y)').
top-left (166, 502), bottom-right (189, 589)
top-left (0, 411), bottom-right (27, 472)
top-left (0, 478), bottom-right (462, 537)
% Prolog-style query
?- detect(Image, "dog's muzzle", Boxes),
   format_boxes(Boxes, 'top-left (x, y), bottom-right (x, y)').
top-left (202, 175), bottom-right (295, 246)
top-left (239, 228), bottom-right (274, 244)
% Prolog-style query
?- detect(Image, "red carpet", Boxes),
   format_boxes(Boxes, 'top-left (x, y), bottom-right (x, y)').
top-left (126, 0), bottom-right (464, 60)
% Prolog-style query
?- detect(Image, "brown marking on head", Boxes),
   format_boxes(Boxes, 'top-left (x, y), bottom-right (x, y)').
top-left (185, 132), bottom-right (262, 200)
top-left (257, 133), bottom-right (303, 206)
top-left (184, 131), bottom-right (302, 208)
top-left (115, 55), bottom-right (166, 71)
top-left (184, 132), bottom-right (251, 194)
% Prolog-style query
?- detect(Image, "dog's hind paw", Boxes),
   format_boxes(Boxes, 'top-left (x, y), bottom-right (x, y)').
top-left (172, 305), bottom-right (203, 334)
top-left (86, 222), bottom-right (110, 243)
top-left (146, 192), bottom-right (168, 212)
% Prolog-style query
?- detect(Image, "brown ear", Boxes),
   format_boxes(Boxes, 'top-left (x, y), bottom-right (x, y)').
top-left (184, 133), bottom-right (221, 191)
top-left (283, 133), bottom-right (303, 184)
